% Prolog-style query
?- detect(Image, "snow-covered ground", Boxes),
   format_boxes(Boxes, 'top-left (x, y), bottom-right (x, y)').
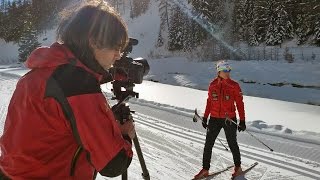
top-left (0, 65), bottom-right (320, 180)
top-left (143, 57), bottom-right (320, 106)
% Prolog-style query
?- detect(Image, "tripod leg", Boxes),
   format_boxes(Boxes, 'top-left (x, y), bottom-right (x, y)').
top-left (122, 170), bottom-right (127, 180)
top-left (133, 133), bottom-right (150, 180)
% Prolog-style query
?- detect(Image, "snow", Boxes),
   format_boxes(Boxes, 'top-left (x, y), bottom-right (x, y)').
top-left (143, 57), bottom-right (320, 105)
top-left (123, 0), bottom-right (160, 59)
top-left (0, 39), bottom-right (19, 64)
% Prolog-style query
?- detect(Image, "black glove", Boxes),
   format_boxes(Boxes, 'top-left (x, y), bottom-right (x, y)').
top-left (238, 121), bottom-right (246, 132)
top-left (111, 104), bottom-right (131, 124)
top-left (202, 117), bottom-right (208, 129)
top-left (111, 104), bottom-right (120, 121)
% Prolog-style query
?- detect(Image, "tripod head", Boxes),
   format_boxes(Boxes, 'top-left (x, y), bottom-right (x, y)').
top-left (111, 80), bottom-right (139, 124)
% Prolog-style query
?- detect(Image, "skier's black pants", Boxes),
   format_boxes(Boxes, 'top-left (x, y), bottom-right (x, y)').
top-left (202, 117), bottom-right (241, 170)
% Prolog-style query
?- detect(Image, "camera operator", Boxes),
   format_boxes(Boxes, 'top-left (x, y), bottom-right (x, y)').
top-left (0, 1), bottom-right (135, 179)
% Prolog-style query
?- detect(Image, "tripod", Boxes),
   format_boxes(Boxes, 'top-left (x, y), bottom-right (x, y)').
top-left (122, 134), bottom-right (150, 180)
top-left (111, 86), bottom-right (150, 180)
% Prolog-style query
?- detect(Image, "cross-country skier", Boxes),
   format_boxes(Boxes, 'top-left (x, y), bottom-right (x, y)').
top-left (194, 60), bottom-right (246, 179)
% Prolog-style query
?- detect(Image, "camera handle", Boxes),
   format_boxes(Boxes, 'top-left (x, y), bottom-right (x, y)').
top-left (112, 95), bottom-right (150, 180)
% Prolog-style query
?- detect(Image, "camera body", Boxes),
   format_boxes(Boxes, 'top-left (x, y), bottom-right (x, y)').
top-left (111, 38), bottom-right (150, 84)
top-left (109, 38), bottom-right (150, 102)
top-left (112, 56), bottom-right (149, 84)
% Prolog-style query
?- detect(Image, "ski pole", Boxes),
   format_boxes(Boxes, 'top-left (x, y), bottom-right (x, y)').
top-left (198, 119), bottom-right (229, 151)
top-left (225, 117), bottom-right (274, 152)
top-left (193, 110), bottom-right (229, 151)
top-left (217, 138), bottom-right (229, 151)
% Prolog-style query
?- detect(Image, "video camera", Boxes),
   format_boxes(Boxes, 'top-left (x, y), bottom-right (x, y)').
top-left (109, 38), bottom-right (150, 123)
top-left (113, 38), bottom-right (150, 84)
top-left (109, 38), bottom-right (150, 101)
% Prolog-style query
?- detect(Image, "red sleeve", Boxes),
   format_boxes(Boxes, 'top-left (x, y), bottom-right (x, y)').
top-left (68, 93), bottom-right (133, 171)
top-left (234, 84), bottom-right (245, 121)
top-left (204, 86), bottom-right (212, 118)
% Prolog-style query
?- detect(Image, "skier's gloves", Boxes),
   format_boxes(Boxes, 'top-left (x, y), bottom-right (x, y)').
top-left (202, 117), bottom-right (208, 129)
top-left (238, 121), bottom-right (246, 132)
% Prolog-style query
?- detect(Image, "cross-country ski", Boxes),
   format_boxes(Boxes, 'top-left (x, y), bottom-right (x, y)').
top-left (192, 165), bottom-right (234, 180)
top-left (231, 162), bottom-right (258, 180)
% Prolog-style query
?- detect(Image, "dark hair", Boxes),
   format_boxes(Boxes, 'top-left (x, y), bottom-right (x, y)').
top-left (57, 1), bottom-right (128, 74)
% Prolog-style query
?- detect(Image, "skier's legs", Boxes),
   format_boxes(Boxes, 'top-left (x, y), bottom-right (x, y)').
top-left (223, 118), bottom-right (241, 167)
top-left (202, 119), bottom-right (222, 170)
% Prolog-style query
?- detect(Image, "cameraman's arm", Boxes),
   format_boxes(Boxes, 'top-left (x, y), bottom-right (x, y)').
top-left (99, 121), bottom-right (135, 177)
top-left (99, 135), bottom-right (132, 177)
top-left (67, 93), bottom-right (133, 177)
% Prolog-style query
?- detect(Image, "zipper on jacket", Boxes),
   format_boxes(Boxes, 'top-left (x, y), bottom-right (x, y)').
top-left (219, 79), bottom-right (223, 117)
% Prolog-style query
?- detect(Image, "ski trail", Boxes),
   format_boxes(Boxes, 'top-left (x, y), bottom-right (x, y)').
top-left (0, 74), bottom-right (17, 135)
top-left (134, 113), bottom-right (320, 179)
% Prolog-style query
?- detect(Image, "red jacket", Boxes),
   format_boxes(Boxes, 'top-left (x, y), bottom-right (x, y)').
top-left (204, 77), bottom-right (245, 121)
top-left (0, 43), bottom-right (132, 179)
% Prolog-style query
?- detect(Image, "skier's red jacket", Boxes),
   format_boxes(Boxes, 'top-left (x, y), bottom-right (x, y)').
top-left (204, 77), bottom-right (245, 121)
top-left (0, 43), bottom-right (133, 179)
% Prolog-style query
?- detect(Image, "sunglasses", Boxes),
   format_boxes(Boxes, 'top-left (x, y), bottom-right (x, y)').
top-left (222, 69), bottom-right (231, 73)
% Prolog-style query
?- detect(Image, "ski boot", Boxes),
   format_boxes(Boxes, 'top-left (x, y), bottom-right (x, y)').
top-left (231, 166), bottom-right (243, 177)
top-left (193, 168), bottom-right (209, 179)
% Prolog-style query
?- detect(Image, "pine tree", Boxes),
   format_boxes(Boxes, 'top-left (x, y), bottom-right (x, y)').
top-left (265, 1), bottom-right (293, 45)
top-left (295, 13), bottom-right (310, 44)
top-left (182, 14), bottom-right (193, 52)
top-left (275, 2), bottom-right (293, 43)
top-left (241, 0), bottom-right (259, 45)
top-left (31, 0), bottom-right (68, 32)
top-left (18, 24), bottom-right (40, 62)
top-left (254, 0), bottom-right (269, 43)
top-left (131, 0), bottom-right (150, 18)
top-left (1, 0), bottom-right (8, 11)
top-left (0, 0), bottom-right (68, 42)
top-left (233, 0), bottom-right (246, 41)
top-left (310, 0), bottom-right (320, 45)
top-left (168, 6), bottom-right (184, 50)
top-left (156, 29), bottom-right (164, 47)
top-left (189, 0), bottom-right (226, 26)
top-left (5, 1), bottom-right (24, 42)
top-left (158, 0), bottom-right (170, 29)
top-left (18, 5), bottom-right (40, 62)
top-left (265, 0), bottom-right (277, 45)
top-left (157, 0), bottom-right (170, 48)
top-left (315, 17), bottom-right (320, 45)
top-left (189, 19), bottom-right (207, 49)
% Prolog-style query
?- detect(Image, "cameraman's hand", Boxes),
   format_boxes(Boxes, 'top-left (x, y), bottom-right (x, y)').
top-left (118, 119), bottom-right (136, 139)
